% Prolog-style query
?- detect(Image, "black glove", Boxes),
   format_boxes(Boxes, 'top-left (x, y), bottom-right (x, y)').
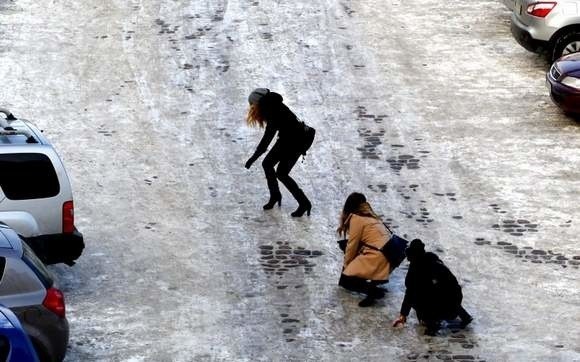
top-left (245, 156), bottom-right (257, 169)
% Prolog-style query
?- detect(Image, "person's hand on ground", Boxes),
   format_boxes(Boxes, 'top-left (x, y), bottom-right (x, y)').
top-left (393, 315), bottom-right (406, 327)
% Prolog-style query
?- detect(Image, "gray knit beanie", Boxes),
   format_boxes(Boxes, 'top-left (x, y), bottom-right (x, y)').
top-left (248, 88), bottom-right (270, 105)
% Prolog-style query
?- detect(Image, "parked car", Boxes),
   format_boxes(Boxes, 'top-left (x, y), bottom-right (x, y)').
top-left (0, 107), bottom-right (84, 265)
top-left (546, 52), bottom-right (580, 113)
top-left (0, 223), bottom-right (69, 361)
top-left (511, 0), bottom-right (580, 61)
top-left (0, 305), bottom-right (39, 362)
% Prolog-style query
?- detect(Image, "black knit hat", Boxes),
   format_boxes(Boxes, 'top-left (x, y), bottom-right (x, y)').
top-left (405, 239), bottom-right (425, 260)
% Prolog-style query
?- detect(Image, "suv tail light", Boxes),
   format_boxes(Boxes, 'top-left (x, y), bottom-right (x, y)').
top-left (62, 201), bottom-right (74, 234)
top-left (527, 2), bottom-right (557, 17)
top-left (43, 288), bottom-right (65, 318)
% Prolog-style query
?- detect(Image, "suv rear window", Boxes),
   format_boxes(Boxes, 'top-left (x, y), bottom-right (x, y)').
top-left (21, 242), bottom-right (53, 289)
top-left (0, 153), bottom-right (60, 200)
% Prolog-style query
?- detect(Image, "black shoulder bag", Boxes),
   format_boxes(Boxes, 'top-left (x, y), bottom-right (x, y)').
top-left (362, 224), bottom-right (409, 270)
top-left (299, 121), bottom-right (316, 156)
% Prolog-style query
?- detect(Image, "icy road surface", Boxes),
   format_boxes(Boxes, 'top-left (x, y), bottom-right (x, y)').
top-left (1, 0), bottom-right (579, 360)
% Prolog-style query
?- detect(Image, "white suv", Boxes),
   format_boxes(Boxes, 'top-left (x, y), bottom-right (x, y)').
top-left (0, 108), bottom-right (83, 265)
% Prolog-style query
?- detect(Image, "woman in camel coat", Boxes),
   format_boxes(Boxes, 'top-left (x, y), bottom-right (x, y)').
top-left (337, 192), bottom-right (391, 307)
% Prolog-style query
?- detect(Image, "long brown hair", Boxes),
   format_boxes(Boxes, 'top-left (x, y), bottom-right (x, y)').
top-left (246, 103), bottom-right (267, 128)
top-left (337, 192), bottom-right (380, 237)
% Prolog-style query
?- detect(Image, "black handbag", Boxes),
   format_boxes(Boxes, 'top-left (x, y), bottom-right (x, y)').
top-left (383, 233), bottom-right (408, 269)
top-left (300, 122), bottom-right (316, 155)
top-left (362, 225), bottom-right (409, 270)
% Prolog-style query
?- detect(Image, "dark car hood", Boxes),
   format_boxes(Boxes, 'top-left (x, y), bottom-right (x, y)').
top-left (555, 53), bottom-right (580, 75)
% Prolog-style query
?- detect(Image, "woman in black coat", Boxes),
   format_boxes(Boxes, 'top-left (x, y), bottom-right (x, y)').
top-left (393, 239), bottom-right (473, 335)
top-left (244, 88), bottom-right (313, 217)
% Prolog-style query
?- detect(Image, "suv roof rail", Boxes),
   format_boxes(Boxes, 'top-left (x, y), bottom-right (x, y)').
top-left (0, 108), bottom-right (38, 144)
top-left (0, 108), bottom-right (17, 126)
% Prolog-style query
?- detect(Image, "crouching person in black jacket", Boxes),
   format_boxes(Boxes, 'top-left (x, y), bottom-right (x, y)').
top-left (392, 239), bottom-right (473, 335)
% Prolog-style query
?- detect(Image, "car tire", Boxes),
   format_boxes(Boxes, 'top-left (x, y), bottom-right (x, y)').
top-left (552, 31), bottom-right (580, 61)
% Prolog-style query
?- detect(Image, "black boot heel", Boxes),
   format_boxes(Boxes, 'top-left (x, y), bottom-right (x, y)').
top-left (358, 297), bottom-right (376, 307)
top-left (263, 196), bottom-right (282, 210)
top-left (291, 203), bottom-right (311, 217)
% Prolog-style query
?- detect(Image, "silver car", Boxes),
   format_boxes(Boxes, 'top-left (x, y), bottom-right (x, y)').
top-left (0, 108), bottom-right (84, 265)
top-left (511, 0), bottom-right (580, 60)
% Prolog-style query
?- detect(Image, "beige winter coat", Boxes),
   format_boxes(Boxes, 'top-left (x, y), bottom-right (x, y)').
top-left (343, 214), bottom-right (392, 281)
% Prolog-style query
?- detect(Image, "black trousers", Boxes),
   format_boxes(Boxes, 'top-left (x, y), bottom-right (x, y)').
top-left (416, 303), bottom-right (471, 326)
top-left (338, 274), bottom-right (384, 299)
top-left (262, 140), bottom-right (308, 204)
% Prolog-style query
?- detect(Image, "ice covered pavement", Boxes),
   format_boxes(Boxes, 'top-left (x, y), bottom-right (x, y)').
top-left (1, 0), bottom-right (579, 360)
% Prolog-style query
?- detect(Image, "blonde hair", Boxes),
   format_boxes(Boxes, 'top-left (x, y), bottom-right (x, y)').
top-left (246, 103), bottom-right (267, 128)
top-left (337, 202), bottom-right (380, 237)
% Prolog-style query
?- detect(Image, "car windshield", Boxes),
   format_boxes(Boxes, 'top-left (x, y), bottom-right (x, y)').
top-left (21, 242), bottom-right (53, 288)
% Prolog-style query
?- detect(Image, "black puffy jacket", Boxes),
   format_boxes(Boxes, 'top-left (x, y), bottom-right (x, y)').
top-left (400, 252), bottom-right (463, 320)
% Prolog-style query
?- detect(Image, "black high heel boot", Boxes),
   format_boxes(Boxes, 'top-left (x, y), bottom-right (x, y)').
top-left (358, 296), bottom-right (376, 307)
top-left (291, 200), bottom-right (311, 217)
top-left (263, 195), bottom-right (282, 210)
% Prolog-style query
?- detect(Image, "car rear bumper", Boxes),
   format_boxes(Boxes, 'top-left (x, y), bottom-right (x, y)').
top-left (511, 14), bottom-right (549, 54)
top-left (13, 306), bottom-right (69, 362)
top-left (23, 228), bottom-right (84, 265)
top-left (547, 75), bottom-right (580, 113)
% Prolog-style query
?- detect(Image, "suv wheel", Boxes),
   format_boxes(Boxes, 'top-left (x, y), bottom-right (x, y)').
top-left (553, 31), bottom-right (580, 61)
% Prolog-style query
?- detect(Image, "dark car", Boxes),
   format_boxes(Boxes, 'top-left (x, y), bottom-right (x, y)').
top-left (0, 305), bottom-right (39, 361)
top-left (0, 223), bottom-right (69, 361)
top-left (546, 52), bottom-right (580, 114)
